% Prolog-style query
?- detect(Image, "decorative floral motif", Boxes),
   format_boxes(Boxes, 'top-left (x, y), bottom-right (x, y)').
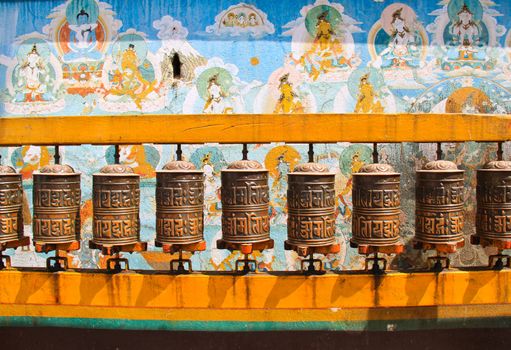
top-left (0, 165), bottom-right (17, 174)
top-left (227, 159), bottom-right (264, 170)
top-left (293, 162), bottom-right (330, 173)
top-left (39, 164), bottom-right (76, 174)
top-left (99, 164), bottom-right (135, 174)
top-left (358, 163), bottom-right (396, 173)
top-left (422, 160), bottom-right (459, 171)
top-left (482, 160), bottom-right (511, 170)
top-left (162, 160), bottom-right (198, 171)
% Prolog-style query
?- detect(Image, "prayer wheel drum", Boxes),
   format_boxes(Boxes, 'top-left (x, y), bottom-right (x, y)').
top-left (219, 160), bottom-right (271, 247)
top-left (92, 164), bottom-right (140, 246)
top-left (351, 164), bottom-right (401, 247)
top-left (415, 160), bottom-right (465, 247)
top-left (475, 161), bottom-right (511, 244)
top-left (155, 161), bottom-right (204, 245)
top-left (33, 165), bottom-right (81, 244)
top-left (286, 163), bottom-right (336, 249)
top-left (0, 166), bottom-right (23, 244)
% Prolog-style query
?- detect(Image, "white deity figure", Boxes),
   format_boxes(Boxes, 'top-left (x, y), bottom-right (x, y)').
top-left (203, 74), bottom-right (229, 114)
top-left (65, 8), bottom-right (102, 61)
top-left (379, 8), bottom-right (420, 68)
top-left (237, 13), bottom-right (247, 27)
top-left (15, 44), bottom-right (51, 102)
top-left (451, 4), bottom-right (479, 47)
top-left (447, 4), bottom-right (484, 61)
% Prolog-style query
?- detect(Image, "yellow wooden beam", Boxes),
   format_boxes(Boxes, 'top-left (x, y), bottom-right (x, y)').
top-left (0, 113), bottom-right (510, 145)
top-left (0, 269), bottom-right (509, 310)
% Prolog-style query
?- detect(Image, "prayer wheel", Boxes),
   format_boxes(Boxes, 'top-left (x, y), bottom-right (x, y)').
top-left (219, 160), bottom-right (271, 247)
top-left (92, 164), bottom-right (140, 246)
top-left (475, 161), bottom-right (511, 244)
top-left (415, 160), bottom-right (465, 247)
top-left (0, 166), bottom-right (23, 244)
top-left (33, 164), bottom-right (81, 244)
top-left (155, 160), bottom-right (204, 246)
top-left (286, 163), bottom-right (336, 249)
top-left (351, 163), bottom-right (401, 248)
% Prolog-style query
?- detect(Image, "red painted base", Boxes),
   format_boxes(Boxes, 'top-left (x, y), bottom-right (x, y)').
top-left (216, 239), bottom-right (274, 254)
top-left (284, 241), bottom-right (341, 257)
top-left (89, 241), bottom-right (147, 255)
top-left (34, 240), bottom-right (81, 253)
top-left (413, 240), bottom-right (465, 254)
top-left (471, 235), bottom-right (511, 250)
top-left (155, 240), bottom-right (206, 254)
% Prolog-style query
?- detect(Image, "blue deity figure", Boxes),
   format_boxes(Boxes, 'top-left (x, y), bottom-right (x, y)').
top-left (379, 8), bottom-right (421, 69)
top-left (446, 4), bottom-right (485, 61)
top-left (64, 8), bottom-right (102, 61)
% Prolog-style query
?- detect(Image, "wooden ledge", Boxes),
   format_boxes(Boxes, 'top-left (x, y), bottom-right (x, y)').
top-left (1, 269), bottom-right (511, 331)
top-left (0, 113), bottom-right (510, 145)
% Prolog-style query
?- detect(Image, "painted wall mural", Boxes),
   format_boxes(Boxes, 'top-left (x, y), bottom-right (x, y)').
top-left (2, 0), bottom-right (511, 116)
top-left (0, 0), bottom-right (510, 271)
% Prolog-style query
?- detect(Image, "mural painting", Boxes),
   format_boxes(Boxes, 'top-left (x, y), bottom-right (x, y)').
top-left (0, 0), bottom-right (510, 271)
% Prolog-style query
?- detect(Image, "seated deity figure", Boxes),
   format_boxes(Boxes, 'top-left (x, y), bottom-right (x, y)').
top-left (203, 74), bottom-right (230, 114)
top-left (313, 11), bottom-right (335, 52)
top-left (223, 13), bottom-right (236, 27)
top-left (14, 44), bottom-right (52, 102)
top-left (354, 74), bottom-right (383, 113)
top-left (274, 74), bottom-right (303, 114)
top-left (294, 8), bottom-right (351, 81)
top-left (106, 44), bottom-right (155, 109)
top-left (64, 9), bottom-right (102, 61)
top-left (447, 4), bottom-right (485, 61)
top-left (248, 13), bottom-right (258, 26)
top-left (237, 13), bottom-right (248, 27)
top-left (379, 8), bottom-right (420, 69)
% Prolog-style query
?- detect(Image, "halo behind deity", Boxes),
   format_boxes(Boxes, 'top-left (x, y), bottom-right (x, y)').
top-left (264, 145), bottom-right (301, 179)
top-left (112, 33), bottom-right (149, 63)
top-left (380, 3), bottom-right (417, 35)
top-left (347, 68), bottom-right (385, 100)
top-left (447, 0), bottom-right (483, 22)
top-left (65, 0), bottom-right (100, 25)
top-left (339, 144), bottom-right (373, 176)
top-left (196, 67), bottom-right (233, 101)
top-left (304, 5), bottom-right (342, 37)
top-left (16, 38), bottom-right (51, 62)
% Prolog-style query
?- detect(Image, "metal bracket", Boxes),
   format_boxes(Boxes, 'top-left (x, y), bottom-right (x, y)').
top-left (301, 255), bottom-right (325, 276)
top-left (170, 258), bottom-right (192, 274)
top-left (0, 254), bottom-right (11, 270)
top-left (46, 256), bottom-right (68, 272)
top-left (364, 255), bottom-right (387, 275)
top-left (106, 257), bottom-right (129, 273)
top-left (489, 254), bottom-right (511, 270)
top-left (428, 256), bottom-right (450, 272)
top-left (235, 255), bottom-right (257, 275)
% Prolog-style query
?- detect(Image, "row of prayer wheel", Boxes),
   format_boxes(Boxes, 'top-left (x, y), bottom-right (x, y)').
top-left (1, 153), bottom-right (511, 272)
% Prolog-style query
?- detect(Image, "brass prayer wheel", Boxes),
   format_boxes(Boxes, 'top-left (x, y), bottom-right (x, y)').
top-left (0, 166), bottom-right (23, 244)
top-left (155, 160), bottom-right (204, 245)
top-left (475, 161), bottom-right (511, 243)
top-left (219, 160), bottom-right (271, 246)
top-left (92, 164), bottom-right (140, 246)
top-left (415, 160), bottom-right (465, 246)
top-left (33, 164), bottom-right (81, 244)
top-left (351, 163), bottom-right (401, 247)
top-left (286, 163), bottom-right (336, 249)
